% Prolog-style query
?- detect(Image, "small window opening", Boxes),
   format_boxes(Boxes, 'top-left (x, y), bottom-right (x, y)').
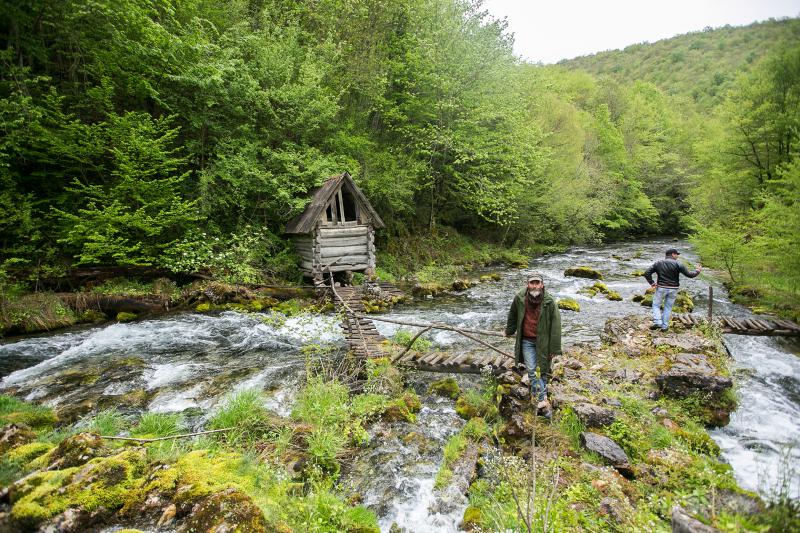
top-left (341, 189), bottom-right (357, 222)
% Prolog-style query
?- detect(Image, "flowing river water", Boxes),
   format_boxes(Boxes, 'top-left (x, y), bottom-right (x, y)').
top-left (1, 240), bottom-right (798, 531)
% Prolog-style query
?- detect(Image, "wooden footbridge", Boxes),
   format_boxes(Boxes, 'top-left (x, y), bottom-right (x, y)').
top-left (325, 277), bottom-right (800, 376)
top-left (325, 279), bottom-right (516, 374)
top-left (672, 313), bottom-right (800, 336)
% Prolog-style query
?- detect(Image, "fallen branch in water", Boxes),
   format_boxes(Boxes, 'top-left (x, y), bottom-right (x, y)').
top-left (100, 427), bottom-right (235, 443)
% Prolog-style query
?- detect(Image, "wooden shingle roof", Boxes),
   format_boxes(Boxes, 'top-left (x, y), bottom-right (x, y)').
top-left (284, 172), bottom-right (385, 234)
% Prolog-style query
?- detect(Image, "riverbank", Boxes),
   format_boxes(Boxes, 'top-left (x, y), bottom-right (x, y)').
top-left (1, 314), bottom-right (796, 531)
top-left (0, 229), bottom-right (536, 338)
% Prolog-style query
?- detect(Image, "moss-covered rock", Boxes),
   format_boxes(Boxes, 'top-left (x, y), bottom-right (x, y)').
top-left (564, 266), bottom-right (603, 280)
top-left (606, 290), bottom-right (623, 301)
top-left (78, 309), bottom-right (107, 323)
top-left (0, 423), bottom-right (36, 454)
top-left (6, 441), bottom-right (55, 464)
top-left (180, 487), bottom-right (268, 533)
top-left (479, 273), bottom-right (502, 282)
top-left (455, 396), bottom-right (480, 419)
top-left (412, 282), bottom-right (447, 297)
top-left (9, 449), bottom-right (148, 530)
top-left (428, 378), bottom-right (461, 399)
top-left (452, 279), bottom-right (476, 291)
top-left (383, 391), bottom-right (421, 423)
top-left (558, 298), bottom-right (581, 312)
top-left (461, 505), bottom-right (482, 530)
top-left (116, 312), bottom-right (137, 322)
top-left (44, 432), bottom-right (107, 470)
top-left (3, 409), bottom-right (58, 429)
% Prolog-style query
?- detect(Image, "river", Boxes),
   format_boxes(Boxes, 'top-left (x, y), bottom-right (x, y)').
top-left (1, 239), bottom-right (798, 530)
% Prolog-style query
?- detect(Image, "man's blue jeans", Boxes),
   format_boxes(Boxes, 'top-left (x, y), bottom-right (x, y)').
top-left (521, 339), bottom-right (547, 402)
top-left (652, 287), bottom-right (678, 330)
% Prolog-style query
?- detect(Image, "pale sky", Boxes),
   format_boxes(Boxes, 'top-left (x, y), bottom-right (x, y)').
top-left (482, 0), bottom-right (800, 64)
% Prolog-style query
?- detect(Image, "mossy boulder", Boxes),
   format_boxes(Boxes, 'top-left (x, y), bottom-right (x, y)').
top-left (461, 505), bottom-right (482, 530)
top-left (428, 378), bottom-right (461, 399)
top-left (180, 487), bottom-right (268, 533)
top-left (9, 449), bottom-right (148, 530)
top-left (6, 441), bottom-right (55, 464)
top-left (116, 312), bottom-right (137, 322)
top-left (579, 281), bottom-right (610, 297)
top-left (412, 283), bottom-right (447, 297)
top-left (479, 273), bottom-right (502, 282)
top-left (78, 309), bottom-right (107, 323)
top-left (0, 423), bottom-right (36, 454)
top-left (730, 285), bottom-right (761, 299)
top-left (1, 404), bottom-right (58, 430)
top-left (564, 266), bottom-right (603, 280)
top-left (558, 298), bottom-right (581, 312)
top-left (383, 392), bottom-right (421, 423)
top-left (606, 290), bottom-right (623, 301)
top-left (630, 270), bottom-right (645, 277)
top-left (451, 279), bottom-right (476, 291)
top-left (44, 432), bottom-right (107, 470)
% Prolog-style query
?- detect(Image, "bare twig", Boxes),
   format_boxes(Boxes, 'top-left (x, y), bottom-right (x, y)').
top-left (99, 427), bottom-right (235, 443)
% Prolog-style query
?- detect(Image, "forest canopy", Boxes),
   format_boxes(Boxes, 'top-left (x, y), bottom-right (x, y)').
top-left (0, 1), bottom-right (798, 311)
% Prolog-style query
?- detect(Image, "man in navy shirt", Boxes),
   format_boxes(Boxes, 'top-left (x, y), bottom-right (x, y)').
top-left (644, 248), bottom-right (702, 331)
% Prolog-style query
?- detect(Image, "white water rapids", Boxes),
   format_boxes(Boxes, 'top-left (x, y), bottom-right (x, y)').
top-left (1, 239), bottom-right (798, 530)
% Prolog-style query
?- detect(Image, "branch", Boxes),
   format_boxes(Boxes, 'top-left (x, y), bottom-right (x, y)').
top-left (99, 427), bottom-right (235, 443)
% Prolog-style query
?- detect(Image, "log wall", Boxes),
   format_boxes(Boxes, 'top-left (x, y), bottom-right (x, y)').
top-left (292, 225), bottom-right (376, 276)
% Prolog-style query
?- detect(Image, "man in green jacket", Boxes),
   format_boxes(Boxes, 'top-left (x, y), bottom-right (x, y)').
top-left (505, 273), bottom-right (562, 416)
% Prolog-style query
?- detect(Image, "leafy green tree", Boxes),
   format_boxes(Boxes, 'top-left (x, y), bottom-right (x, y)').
top-left (54, 113), bottom-right (199, 266)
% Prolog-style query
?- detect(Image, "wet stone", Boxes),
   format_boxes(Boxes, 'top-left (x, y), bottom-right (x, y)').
top-left (580, 432), bottom-right (633, 477)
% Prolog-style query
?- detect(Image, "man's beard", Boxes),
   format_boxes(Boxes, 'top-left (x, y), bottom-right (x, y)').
top-left (527, 288), bottom-right (543, 303)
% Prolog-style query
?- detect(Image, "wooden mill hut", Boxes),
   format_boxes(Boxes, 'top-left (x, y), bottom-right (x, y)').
top-left (285, 172), bottom-right (385, 281)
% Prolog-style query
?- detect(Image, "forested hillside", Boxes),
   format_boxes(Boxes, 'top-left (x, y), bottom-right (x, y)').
top-left (1, 1), bottom-right (797, 318)
top-left (562, 18), bottom-right (800, 109)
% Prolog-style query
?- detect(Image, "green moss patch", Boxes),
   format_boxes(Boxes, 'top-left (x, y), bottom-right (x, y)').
top-left (429, 378), bottom-right (461, 399)
top-left (564, 266), bottom-right (603, 279)
top-left (558, 298), bottom-right (581, 312)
